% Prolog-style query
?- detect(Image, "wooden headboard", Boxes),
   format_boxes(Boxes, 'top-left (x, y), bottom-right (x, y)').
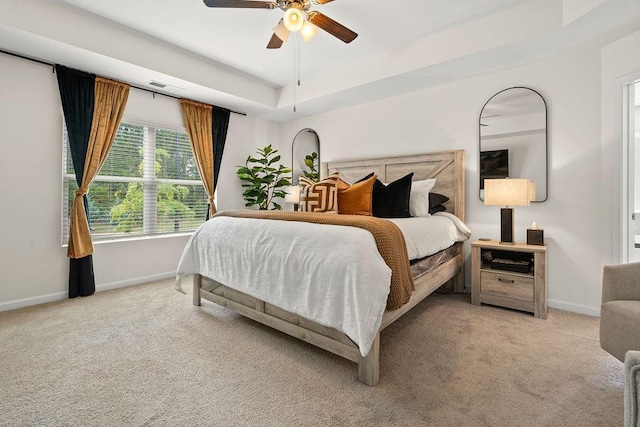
top-left (322, 150), bottom-right (465, 222)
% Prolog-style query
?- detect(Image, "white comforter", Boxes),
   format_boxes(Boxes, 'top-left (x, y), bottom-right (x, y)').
top-left (390, 212), bottom-right (472, 260)
top-left (176, 213), bottom-right (471, 357)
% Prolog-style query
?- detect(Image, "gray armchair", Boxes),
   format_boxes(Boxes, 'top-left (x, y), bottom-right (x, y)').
top-left (600, 262), bottom-right (640, 427)
top-left (600, 262), bottom-right (640, 362)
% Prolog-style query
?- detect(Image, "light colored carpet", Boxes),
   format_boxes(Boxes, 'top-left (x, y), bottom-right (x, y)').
top-left (0, 278), bottom-right (623, 426)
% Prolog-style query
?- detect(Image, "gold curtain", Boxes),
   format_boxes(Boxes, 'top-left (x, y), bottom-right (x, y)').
top-left (180, 99), bottom-right (215, 217)
top-left (68, 77), bottom-right (130, 259)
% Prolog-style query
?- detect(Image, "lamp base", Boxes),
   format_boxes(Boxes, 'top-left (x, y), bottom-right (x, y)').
top-left (500, 207), bottom-right (514, 244)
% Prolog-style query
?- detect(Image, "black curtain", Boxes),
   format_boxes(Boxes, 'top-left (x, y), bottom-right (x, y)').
top-left (208, 107), bottom-right (230, 220)
top-left (55, 65), bottom-right (97, 298)
top-left (212, 107), bottom-right (230, 190)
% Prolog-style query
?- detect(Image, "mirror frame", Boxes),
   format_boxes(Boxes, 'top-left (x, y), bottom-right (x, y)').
top-left (479, 86), bottom-right (548, 202)
top-left (291, 128), bottom-right (320, 184)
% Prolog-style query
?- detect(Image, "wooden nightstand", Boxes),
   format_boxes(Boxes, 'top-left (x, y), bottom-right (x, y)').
top-left (471, 240), bottom-right (548, 319)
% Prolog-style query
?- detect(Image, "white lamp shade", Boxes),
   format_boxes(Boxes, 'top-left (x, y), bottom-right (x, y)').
top-left (273, 20), bottom-right (290, 42)
top-left (484, 178), bottom-right (531, 207)
top-left (300, 21), bottom-right (318, 42)
top-left (284, 185), bottom-right (300, 203)
top-left (283, 8), bottom-right (304, 32)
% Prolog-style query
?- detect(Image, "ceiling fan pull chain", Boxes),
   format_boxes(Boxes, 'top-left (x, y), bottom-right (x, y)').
top-left (297, 33), bottom-right (301, 87)
top-left (293, 32), bottom-right (297, 112)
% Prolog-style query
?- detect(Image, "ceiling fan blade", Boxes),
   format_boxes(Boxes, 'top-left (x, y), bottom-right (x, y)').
top-left (313, 0), bottom-right (336, 4)
top-left (307, 11), bottom-right (358, 43)
top-left (203, 0), bottom-right (277, 9)
top-left (267, 33), bottom-right (284, 49)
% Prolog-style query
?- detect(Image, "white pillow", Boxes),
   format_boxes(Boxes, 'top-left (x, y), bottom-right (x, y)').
top-left (409, 179), bottom-right (436, 217)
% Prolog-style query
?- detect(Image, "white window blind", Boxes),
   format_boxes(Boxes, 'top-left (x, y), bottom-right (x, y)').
top-left (62, 121), bottom-right (207, 244)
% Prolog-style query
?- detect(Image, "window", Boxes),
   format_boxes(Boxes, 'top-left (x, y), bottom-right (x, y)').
top-left (62, 121), bottom-right (207, 244)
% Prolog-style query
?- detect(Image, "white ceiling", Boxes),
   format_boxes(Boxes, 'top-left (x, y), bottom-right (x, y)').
top-left (1, 0), bottom-right (640, 121)
top-left (56, 0), bottom-right (532, 87)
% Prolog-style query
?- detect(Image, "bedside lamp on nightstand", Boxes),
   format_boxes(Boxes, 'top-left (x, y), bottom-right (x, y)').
top-left (285, 185), bottom-right (300, 211)
top-left (484, 178), bottom-right (535, 244)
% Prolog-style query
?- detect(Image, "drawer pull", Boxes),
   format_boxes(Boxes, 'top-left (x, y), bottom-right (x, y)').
top-left (498, 277), bottom-right (515, 284)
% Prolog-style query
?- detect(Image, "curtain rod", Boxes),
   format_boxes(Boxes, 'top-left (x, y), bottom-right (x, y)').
top-left (0, 48), bottom-right (247, 117)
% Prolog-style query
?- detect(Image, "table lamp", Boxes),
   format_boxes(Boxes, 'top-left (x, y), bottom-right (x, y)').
top-left (284, 185), bottom-right (300, 211)
top-left (484, 178), bottom-right (534, 244)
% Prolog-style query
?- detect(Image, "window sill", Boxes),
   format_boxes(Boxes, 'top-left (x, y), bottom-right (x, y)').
top-left (61, 231), bottom-right (194, 248)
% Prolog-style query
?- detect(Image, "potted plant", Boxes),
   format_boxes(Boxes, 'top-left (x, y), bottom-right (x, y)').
top-left (236, 145), bottom-right (292, 210)
top-left (302, 151), bottom-right (319, 182)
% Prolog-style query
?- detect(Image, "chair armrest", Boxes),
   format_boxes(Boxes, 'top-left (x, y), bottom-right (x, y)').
top-left (625, 350), bottom-right (640, 427)
top-left (602, 262), bottom-right (640, 303)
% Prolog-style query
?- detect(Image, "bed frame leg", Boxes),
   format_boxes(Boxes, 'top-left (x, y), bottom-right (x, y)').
top-left (453, 268), bottom-right (465, 294)
top-left (193, 274), bottom-right (202, 306)
top-left (358, 333), bottom-right (380, 386)
top-left (453, 248), bottom-right (465, 294)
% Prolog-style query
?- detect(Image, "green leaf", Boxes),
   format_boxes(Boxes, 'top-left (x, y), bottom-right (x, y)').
top-left (268, 155), bottom-right (281, 165)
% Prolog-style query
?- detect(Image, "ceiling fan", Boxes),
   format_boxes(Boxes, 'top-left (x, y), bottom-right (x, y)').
top-left (203, 0), bottom-right (358, 49)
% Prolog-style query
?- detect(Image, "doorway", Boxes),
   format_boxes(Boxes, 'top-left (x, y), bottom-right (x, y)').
top-left (623, 81), bottom-right (640, 263)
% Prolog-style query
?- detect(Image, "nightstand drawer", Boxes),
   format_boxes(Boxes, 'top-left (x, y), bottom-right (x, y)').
top-left (481, 271), bottom-right (534, 302)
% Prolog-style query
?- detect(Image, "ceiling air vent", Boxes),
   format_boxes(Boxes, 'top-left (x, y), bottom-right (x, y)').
top-left (149, 81), bottom-right (167, 88)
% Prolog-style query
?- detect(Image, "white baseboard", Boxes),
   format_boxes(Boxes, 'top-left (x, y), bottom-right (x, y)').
top-left (0, 272), bottom-right (176, 313)
top-left (95, 272), bottom-right (176, 293)
top-left (548, 299), bottom-right (600, 317)
top-left (0, 291), bottom-right (69, 313)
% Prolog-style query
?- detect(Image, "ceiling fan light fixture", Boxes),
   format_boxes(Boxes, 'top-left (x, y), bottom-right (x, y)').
top-left (273, 20), bottom-right (290, 42)
top-left (283, 7), bottom-right (304, 32)
top-left (300, 20), bottom-right (318, 43)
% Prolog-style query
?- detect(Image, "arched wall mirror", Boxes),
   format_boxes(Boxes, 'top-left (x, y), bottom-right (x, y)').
top-left (479, 87), bottom-right (548, 202)
top-left (291, 128), bottom-right (320, 184)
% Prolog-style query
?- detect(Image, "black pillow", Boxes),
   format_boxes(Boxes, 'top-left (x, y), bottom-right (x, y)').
top-left (428, 193), bottom-right (449, 214)
top-left (429, 204), bottom-right (447, 214)
top-left (372, 173), bottom-right (413, 218)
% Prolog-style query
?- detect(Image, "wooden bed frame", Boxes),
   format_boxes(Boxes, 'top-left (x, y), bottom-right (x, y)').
top-left (193, 150), bottom-right (466, 386)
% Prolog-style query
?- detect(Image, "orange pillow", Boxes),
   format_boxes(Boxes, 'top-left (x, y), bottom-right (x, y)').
top-left (337, 174), bottom-right (377, 216)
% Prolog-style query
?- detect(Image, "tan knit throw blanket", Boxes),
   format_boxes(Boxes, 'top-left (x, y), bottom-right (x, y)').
top-left (214, 210), bottom-right (415, 311)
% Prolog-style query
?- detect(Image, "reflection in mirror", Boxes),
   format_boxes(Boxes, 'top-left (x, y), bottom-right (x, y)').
top-left (292, 128), bottom-right (320, 184)
top-left (480, 87), bottom-right (547, 202)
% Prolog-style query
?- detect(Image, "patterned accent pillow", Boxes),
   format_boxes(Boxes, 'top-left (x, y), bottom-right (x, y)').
top-left (299, 173), bottom-right (339, 213)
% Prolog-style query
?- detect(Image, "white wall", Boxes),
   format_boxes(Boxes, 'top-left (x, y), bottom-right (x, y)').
top-left (601, 29), bottom-right (640, 266)
top-left (280, 38), bottom-right (619, 316)
top-left (0, 53), bottom-right (275, 310)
